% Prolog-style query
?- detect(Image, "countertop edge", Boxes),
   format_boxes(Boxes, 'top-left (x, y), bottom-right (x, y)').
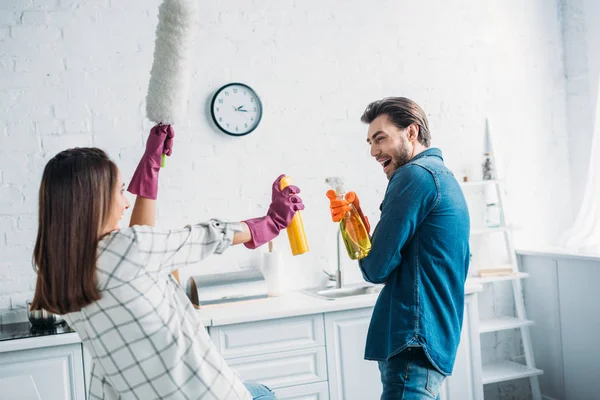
top-left (0, 332), bottom-right (81, 353)
top-left (202, 293), bottom-right (379, 327)
top-left (517, 247), bottom-right (600, 262)
top-left (200, 285), bottom-right (482, 327)
top-left (0, 286), bottom-right (482, 352)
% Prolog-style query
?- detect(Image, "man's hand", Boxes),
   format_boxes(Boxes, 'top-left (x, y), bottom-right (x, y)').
top-left (326, 190), bottom-right (371, 234)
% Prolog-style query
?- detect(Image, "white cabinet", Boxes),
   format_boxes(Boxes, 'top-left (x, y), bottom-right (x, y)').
top-left (210, 313), bottom-right (325, 359)
top-left (521, 253), bottom-right (600, 400)
top-left (0, 343), bottom-right (86, 400)
top-left (324, 307), bottom-right (382, 400)
top-left (227, 346), bottom-right (328, 389)
top-left (210, 314), bottom-right (328, 395)
top-left (324, 295), bottom-right (483, 400)
top-left (275, 381), bottom-right (330, 399)
top-left (0, 292), bottom-right (481, 400)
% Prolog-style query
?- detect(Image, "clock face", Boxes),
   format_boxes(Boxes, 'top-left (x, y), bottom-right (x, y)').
top-left (211, 83), bottom-right (262, 136)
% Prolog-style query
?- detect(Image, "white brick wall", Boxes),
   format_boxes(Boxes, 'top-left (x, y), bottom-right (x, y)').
top-left (0, 0), bottom-right (571, 296)
top-left (0, 0), bottom-right (576, 397)
top-left (0, 1), bottom-right (572, 389)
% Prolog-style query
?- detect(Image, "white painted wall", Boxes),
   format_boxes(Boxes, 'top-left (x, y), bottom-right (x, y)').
top-left (0, 0), bottom-right (570, 356)
top-left (562, 0), bottom-right (600, 214)
top-left (0, 2), bottom-right (578, 399)
top-left (0, 0), bottom-right (572, 310)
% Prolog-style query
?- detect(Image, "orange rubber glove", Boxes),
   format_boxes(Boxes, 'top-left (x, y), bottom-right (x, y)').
top-left (326, 190), bottom-right (371, 234)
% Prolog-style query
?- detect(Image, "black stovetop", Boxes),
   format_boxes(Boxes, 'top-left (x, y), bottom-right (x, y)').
top-left (0, 321), bottom-right (74, 342)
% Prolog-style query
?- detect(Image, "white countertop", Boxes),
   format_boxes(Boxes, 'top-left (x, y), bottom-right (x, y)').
top-left (197, 282), bottom-right (483, 327)
top-left (517, 246), bottom-right (600, 262)
top-left (0, 283), bottom-right (482, 352)
top-left (0, 330), bottom-right (81, 353)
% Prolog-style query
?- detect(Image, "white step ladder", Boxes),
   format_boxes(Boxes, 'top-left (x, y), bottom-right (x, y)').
top-left (461, 121), bottom-right (542, 399)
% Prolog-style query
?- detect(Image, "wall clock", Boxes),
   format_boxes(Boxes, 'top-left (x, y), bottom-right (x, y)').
top-left (210, 83), bottom-right (263, 136)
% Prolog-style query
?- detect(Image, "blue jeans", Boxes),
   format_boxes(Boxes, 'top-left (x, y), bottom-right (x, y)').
top-left (378, 347), bottom-right (445, 400)
top-left (244, 381), bottom-right (277, 399)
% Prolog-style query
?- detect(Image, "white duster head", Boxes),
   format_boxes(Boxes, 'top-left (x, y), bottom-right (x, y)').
top-left (146, 0), bottom-right (197, 125)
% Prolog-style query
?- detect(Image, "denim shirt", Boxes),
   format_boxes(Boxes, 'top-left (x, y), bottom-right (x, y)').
top-left (359, 148), bottom-right (470, 376)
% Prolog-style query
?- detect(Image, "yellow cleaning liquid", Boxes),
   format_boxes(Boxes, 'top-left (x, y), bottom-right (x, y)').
top-left (340, 205), bottom-right (371, 260)
top-left (280, 176), bottom-right (309, 256)
top-left (326, 176), bottom-right (371, 260)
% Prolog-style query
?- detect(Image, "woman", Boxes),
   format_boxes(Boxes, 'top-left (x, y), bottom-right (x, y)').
top-left (30, 126), bottom-right (303, 399)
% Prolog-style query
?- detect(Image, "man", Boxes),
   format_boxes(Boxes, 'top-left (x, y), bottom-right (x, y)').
top-left (327, 97), bottom-right (470, 399)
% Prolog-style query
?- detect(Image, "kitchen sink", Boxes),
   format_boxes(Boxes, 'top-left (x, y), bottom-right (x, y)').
top-left (303, 284), bottom-right (383, 300)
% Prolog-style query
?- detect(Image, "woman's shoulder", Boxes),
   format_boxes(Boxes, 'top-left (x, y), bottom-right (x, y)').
top-left (96, 228), bottom-right (150, 289)
top-left (99, 225), bottom-right (157, 244)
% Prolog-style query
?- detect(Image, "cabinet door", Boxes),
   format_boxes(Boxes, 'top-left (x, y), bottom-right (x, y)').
top-left (210, 314), bottom-right (325, 359)
top-left (324, 307), bottom-right (382, 400)
top-left (274, 381), bottom-right (330, 400)
top-left (227, 346), bottom-right (328, 389)
top-left (557, 258), bottom-right (600, 400)
top-left (0, 343), bottom-right (86, 400)
top-left (439, 293), bottom-right (483, 400)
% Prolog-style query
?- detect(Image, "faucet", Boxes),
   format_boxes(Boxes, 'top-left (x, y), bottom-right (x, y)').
top-left (323, 229), bottom-right (343, 289)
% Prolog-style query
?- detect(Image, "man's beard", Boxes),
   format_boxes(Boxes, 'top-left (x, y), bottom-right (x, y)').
top-left (392, 144), bottom-right (412, 171)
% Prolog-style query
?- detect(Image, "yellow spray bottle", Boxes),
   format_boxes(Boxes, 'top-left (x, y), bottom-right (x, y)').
top-left (325, 176), bottom-right (371, 260)
top-left (280, 176), bottom-right (309, 256)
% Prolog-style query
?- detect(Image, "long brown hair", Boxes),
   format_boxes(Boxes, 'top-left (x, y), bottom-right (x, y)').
top-left (31, 148), bottom-right (118, 314)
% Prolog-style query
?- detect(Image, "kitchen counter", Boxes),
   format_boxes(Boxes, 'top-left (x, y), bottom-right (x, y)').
top-left (517, 246), bottom-right (600, 262)
top-left (0, 321), bottom-right (80, 353)
top-left (0, 283), bottom-right (482, 352)
top-left (197, 282), bottom-right (483, 327)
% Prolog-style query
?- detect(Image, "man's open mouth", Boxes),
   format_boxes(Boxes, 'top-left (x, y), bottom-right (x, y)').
top-left (379, 159), bottom-right (391, 169)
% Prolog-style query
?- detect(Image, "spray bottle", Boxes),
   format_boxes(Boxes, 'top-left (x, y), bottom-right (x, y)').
top-left (325, 177), bottom-right (371, 260)
top-left (280, 176), bottom-right (309, 256)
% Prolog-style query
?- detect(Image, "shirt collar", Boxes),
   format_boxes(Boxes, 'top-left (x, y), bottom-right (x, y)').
top-left (409, 147), bottom-right (443, 163)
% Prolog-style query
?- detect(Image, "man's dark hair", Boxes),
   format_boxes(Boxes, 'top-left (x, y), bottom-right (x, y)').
top-left (361, 97), bottom-right (431, 147)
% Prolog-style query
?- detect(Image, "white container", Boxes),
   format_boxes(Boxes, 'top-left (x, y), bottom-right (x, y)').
top-left (261, 247), bottom-right (286, 297)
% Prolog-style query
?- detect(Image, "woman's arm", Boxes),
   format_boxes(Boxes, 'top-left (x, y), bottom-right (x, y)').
top-left (127, 125), bottom-right (174, 226)
top-left (233, 222), bottom-right (251, 245)
top-left (132, 220), bottom-right (248, 273)
top-left (131, 175), bottom-right (303, 273)
top-left (129, 197), bottom-right (157, 227)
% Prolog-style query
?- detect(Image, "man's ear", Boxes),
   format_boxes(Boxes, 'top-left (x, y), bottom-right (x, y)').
top-left (406, 123), bottom-right (420, 143)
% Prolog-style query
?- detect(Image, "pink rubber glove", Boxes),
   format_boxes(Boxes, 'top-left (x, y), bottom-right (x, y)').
top-left (244, 174), bottom-right (305, 249)
top-left (127, 124), bottom-right (174, 199)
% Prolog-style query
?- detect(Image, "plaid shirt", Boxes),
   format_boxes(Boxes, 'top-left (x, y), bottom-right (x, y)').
top-left (63, 221), bottom-right (252, 400)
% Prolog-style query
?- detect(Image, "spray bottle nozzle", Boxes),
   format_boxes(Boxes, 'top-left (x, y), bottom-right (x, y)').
top-left (325, 176), bottom-right (346, 198)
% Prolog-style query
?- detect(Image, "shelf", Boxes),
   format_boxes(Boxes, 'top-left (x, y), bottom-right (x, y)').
top-left (482, 361), bottom-right (543, 385)
top-left (468, 272), bottom-right (529, 284)
top-left (460, 179), bottom-right (501, 188)
top-left (479, 317), bottom-right (534, 333)
top-left (471, 226), bottom-right (509, 236)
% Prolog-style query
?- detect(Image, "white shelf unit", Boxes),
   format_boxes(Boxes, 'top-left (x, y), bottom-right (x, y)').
top-left (482, 361), bottom-right (543, 385)
top-left (470, 226), bottom-right (510, 236)
top-left (468, 272), bottom-right (529, 285)
top-left (460, 179), bottom-right (502, 188)
top-left (479, 317), bottom-right (534, 333)
top-left (461, 176), bottom-right (542, 399)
